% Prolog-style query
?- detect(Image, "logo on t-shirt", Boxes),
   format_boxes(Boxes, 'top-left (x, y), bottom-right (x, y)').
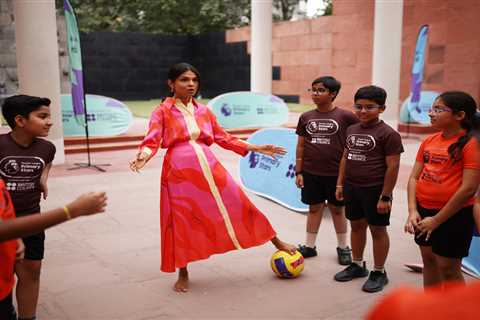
top-left (306, 119), bottom-right (339, 136)
top-left (0, 156), bottom-right (45, 193)
top-left (346, 134), bottom-right (376, 152)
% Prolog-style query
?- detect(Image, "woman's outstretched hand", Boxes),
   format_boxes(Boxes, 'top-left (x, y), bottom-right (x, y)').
top-left (249, 144), bottom-right (287, 159)
top-left (129, 151), bottom-right (149, 173)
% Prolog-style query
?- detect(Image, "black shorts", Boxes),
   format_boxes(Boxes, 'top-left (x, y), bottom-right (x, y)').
top-left (415, 204), bottom-right (474, 258)
top-left (22, 231), bottom-right (45, 260)
top-left (344, 184), bottom-right (390, 226)
top-left (0, 292), bottom-right (16, 320)
top-left (301, 172), bottom-right (344, 207)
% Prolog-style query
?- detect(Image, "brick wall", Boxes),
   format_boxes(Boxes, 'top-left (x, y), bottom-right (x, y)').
top-left (227, 0), bottom-right (480, 108)
top-left (226, 0), bottom-right (375, 108)
top-left (400, 0), bottom-right (480, 103)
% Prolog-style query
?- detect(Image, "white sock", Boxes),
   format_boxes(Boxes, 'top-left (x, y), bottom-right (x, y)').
top-left (336, 232), bottom-right (348, 249)
top-left (352, 259), bottom-right (364, 267)
top-left (374, 266), bottom-right (385, 273)
top-left (306, 232), bottom-right (318, 248)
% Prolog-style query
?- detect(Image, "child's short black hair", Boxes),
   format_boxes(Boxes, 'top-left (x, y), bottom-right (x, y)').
top-left (312, 76), bottom-right (341, 101)
top-left (354, 85), bottom-right (387, 106)
top-left (1, 94), bottom-right (51, 129)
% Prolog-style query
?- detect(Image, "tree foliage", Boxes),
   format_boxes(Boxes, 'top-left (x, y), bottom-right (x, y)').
top-left (56, 0), bottom-right (331, 34)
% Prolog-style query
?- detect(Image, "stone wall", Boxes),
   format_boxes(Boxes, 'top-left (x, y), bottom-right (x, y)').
top-left (0, 0), bottom-right (17, 98)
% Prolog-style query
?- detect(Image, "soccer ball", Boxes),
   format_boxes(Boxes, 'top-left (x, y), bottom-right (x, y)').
top-left (270, 250), bottom-right (304, 278)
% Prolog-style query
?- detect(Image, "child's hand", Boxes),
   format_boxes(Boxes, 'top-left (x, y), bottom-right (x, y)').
top-left (295, 174), bottom-right (304, 188)
top-left (129, 151), bottom-right (149, 173)
top-left (16, 239), bottom-right (25, 260)
top-left (40, 179), bottom-right (48, 200)
top-left (416, 216), bottom-right (440, 241)
top-left (404, 211), bottom-right (421, 234)
top-left (335, 186), bottom-right (344, 201)
top-left (67, 192), bottom-right (108, 218)
top-left (377, 199), bottom-right (391, 214)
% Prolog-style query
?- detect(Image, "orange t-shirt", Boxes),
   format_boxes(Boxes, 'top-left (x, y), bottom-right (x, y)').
top-left (0, 179), bottom-right (17, 300)
top-left (415, 132), bottom-right (480, 209)
top-left (367, 282), bottom-right (480, 320)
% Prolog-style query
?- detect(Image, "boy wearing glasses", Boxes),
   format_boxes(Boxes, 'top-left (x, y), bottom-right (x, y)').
top-left (334, 85), bottom-right (403, 293)
top-left (295, 76), bottom-right (359, 265)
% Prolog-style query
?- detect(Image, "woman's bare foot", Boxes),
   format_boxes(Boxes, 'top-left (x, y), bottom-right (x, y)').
top-left (271, 236), bottom-right (297, 255)
top-left (173, 267), bottom-right (189, 293)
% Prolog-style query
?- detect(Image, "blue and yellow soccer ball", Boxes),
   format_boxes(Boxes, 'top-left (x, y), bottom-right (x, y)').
top-left (270, 250), bottom-right (304, 278)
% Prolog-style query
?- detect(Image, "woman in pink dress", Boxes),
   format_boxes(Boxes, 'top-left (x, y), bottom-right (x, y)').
top-left (130, 63), bottom-right (296, 292)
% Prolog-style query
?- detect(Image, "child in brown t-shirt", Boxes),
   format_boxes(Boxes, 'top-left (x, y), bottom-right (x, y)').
top-left (334, 86), bottom-right (403, 293)
top-left (1, 95), bottom-right (56, 320)
top-left (295, 76), bottom-right (358, 265)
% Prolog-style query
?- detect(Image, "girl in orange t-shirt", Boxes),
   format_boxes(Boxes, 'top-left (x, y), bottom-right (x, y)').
top-left (405, 91), bottom-right (480, 288)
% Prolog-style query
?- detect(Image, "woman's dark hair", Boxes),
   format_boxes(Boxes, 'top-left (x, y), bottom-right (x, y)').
top-left (354, 85), bottom-right (387, 106)
top-left (312, 76), bottom-right (341, 101)
top-left (439, 91), bottom-right (478, 162)
top-left (167, 62), bottom-right (201, 97)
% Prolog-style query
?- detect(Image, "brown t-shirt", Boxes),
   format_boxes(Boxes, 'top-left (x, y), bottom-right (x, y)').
top-left (296, 107), bottom-right (358, 176)
top-left (0, 133), bottom-right (56, 216)
top-left (345, 121), bottom-right (403, 187)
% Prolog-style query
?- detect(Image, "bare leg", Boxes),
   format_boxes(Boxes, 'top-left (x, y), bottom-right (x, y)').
top-left (15, 260), bottom-right (42, 319)
top-left (350, 219), bottom-right (368, 261)
top-left (271, 236), bottom-right (297, 254)
top-left (328, 204), bottom-right (348, 249)
top-left (306, 203), bottom-right (325, 234)
top-left (436, 255), bottom-right (465, 285)
top-left (419, 246), bottom-right (442, 288)
top-left (369, 225), bottom-right (389, 268)
top-left (173, 267), bottom-right (189, 293)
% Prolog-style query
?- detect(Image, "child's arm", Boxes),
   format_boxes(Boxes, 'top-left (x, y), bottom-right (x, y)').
top-left (0, 192), bottom-right (107, 242)
top-left (417, 168), bottom-right (479, 240)
top-left (335, 150), bottom-right (347, 201)
top-left (377, 154), bottom-right (401, 213)
top-left (405, 161), bottom-right (423, 234)
top-left (40, 163), bottom-right (52, 200)
top-left (295, 136), bottom-right (305, 188)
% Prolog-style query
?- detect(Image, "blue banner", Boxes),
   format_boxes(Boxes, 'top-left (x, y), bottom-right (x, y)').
top-left (61, 94), bottom-right (133, 137)
top-left (462, 234), bottom-right (480, 278)
top-left (208, 92), bottom-right (289, 129)
top-left (239, 128), bottom-right (308, 212)
top-left (399, 91), bottom-right (439, 123)
top-left (406, 25), bottom-right (429, 124)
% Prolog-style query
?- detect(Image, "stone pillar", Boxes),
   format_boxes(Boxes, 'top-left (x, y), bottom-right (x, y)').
top-left (13, 0), bottom-right (65, 164)
top-left (372, 0), bottom-right (403, 120)
top-left (251, 0), bottom-right (272, 94)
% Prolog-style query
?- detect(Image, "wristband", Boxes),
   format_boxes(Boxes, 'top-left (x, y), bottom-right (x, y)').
top-left (63, 206), bottom-right (72, 220)
top-left (295, 172), bottom-right (302, 176)
top-left (336, 185), bottom-right (343, 188)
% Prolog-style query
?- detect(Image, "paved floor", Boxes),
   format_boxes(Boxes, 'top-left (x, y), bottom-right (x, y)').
top-left (8, 116), bottom-right (473, 319)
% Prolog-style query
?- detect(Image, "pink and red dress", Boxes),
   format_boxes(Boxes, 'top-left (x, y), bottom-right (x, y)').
top-left (139, 97), bottom-right (276, 272)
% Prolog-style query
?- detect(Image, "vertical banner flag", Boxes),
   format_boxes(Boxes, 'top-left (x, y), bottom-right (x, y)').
top-left (406, 25), bottom-right (429, 123)
top-left (64, 0), bottom-right (85, 126)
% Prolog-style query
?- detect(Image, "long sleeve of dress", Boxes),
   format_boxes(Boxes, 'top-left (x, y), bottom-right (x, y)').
top-left (139, 107), bottom-right (163, 158)
top-left (208, 110), bottom-right (249, 156)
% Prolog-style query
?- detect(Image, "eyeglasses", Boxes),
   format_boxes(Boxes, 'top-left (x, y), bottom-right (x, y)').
top-left (307, 88), bottom-right (328, 95)
top-left (429, 106), bottom-right (452, 114)
top-left (352, 104), bottom-right (382, 111)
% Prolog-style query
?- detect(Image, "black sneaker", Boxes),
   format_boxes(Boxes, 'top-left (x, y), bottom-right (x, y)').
top-left (334, 262), bottom-right (369, 282)
top-left (336, 246), bottom-right (352, 265)
top-left (297, 245), bottom-right (317, 258)
top-left (362, 271), bottom-right (389, 293)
